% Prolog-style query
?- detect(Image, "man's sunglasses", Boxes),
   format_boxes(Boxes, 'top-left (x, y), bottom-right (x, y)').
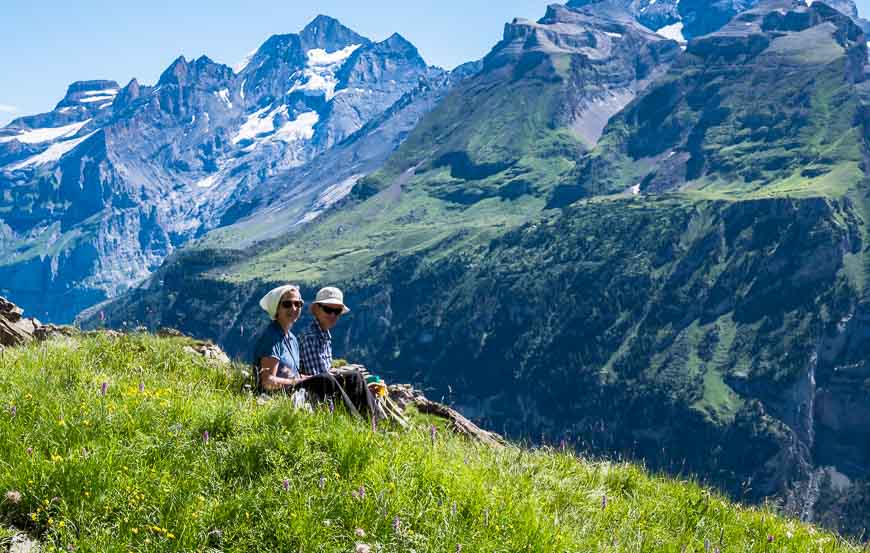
top-left (281, 300), bottom-right (304, 309)
top-left (319, 305), bottom-right (343, 316)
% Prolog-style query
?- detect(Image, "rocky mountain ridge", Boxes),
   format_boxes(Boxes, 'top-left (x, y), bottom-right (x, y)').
top-left (0, 16), bottom-right (467, 322)
top-left (567, 0), bottom-right (870, 42)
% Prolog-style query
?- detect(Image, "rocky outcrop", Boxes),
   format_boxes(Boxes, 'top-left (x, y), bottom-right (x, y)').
top-left (0, 297), bottom-right (40, 349)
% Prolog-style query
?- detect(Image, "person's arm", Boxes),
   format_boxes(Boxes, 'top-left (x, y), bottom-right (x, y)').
top-left (259, 357), bottom-right (310, 391)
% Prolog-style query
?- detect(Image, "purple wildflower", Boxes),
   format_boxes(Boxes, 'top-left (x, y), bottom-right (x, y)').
top-left (371, 417), bottom-right (378, 432)
top-left (99, 311), bottom-right (105, 322)
top-left (559, 439), bottom-right (566, 451)
top-left (9, 405), bottom-right (15, 417)
top-left (100, 382), bottom-right (108, 397)
top-left (26, 447), bottom-right (32, 456)
top-left (202, 430), bottom-right (209, 444)
top-left (392, 515), bottom-right (401, 533)
top-left (767, 535), bottom-right (774, 543)
top-left (319, 476), bottom-right (326, 490)
top-left (430, 424), bottom-right (437, 445)
top-left (358, 484), bottom-right (366, 499)
top-left (138, 382), bottom-right (145, 393)
top-left (705, 539), bottom-right (710, 552)
top-left (355, 528), bottom-right (366, 537)
top-left (451, 501), bottom-right (457, 515)
top-left (282, 479), bottom-right (289, 492)
top-left (601, 494), bottom-right (607, 510)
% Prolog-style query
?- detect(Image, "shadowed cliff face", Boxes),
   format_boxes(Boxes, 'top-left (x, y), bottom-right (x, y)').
top-left (336, 195), bottom-right (868, 523)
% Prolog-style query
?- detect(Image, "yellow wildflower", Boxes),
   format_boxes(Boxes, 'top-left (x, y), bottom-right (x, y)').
top-left (131, 528), bottom-right (138, 534)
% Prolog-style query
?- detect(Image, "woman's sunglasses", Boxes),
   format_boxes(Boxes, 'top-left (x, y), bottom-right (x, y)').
top-left (319, 305), bottom-right (343, 316)
top-left (281, 300), bottom-right (304, 309)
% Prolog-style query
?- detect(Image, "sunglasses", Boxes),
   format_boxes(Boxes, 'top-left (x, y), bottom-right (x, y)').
top-left (319, 305), bottom-right (343, 316)
top-left (281, 300), bottom-right (304, 309)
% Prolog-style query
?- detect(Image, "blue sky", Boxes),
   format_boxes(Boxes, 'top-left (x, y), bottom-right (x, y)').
top-left (2, 0), bottom-right (869, 127)
top-left (0, 0), bottom-right (557, 126)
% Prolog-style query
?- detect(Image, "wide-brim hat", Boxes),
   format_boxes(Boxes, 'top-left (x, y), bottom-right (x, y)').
top-left (259, 284), bottom-right (301, 319)
top-left (313, 286), bottom-right (350, 314)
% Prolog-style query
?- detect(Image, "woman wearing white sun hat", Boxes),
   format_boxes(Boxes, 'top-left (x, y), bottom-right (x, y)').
top-left (251, 284), bottom-right (373, 419)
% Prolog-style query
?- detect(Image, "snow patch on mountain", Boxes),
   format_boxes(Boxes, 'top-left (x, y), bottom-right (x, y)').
top-left (7, 131), bottom-right (97, 170)
top-left (216, 88), bottom-right (232, 109)
top-left (80, 95), bottom-right (116, 104)
top-left (232, 105), bottom-right (280, 144)
top-left (0, 119), bottom-right (91, 144)
top-left (288, 44), bottom-right (361, 101)
top-left (196, 174), bottom-right (219, 188)
top-left (81, 89), bottom-right (118, 97)
top-left (656, 21), bottom-right (686, 43)
top-left (232, 105), bottom-right (319, 147)
top-left (273, 111), bottom-right (319, 143)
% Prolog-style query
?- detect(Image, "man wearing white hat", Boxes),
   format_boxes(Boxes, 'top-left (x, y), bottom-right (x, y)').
top-left (299, 286), bottom-right (350, 376)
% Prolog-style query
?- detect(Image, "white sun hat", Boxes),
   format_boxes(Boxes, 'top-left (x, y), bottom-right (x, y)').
top-left (259, 284), bottom-right (301, 319)
top-left (313, 286), bottom-right (350, 314)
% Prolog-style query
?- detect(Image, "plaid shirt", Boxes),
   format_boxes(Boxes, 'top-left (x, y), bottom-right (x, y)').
top-left (299, 320), bottom-right (332, 375)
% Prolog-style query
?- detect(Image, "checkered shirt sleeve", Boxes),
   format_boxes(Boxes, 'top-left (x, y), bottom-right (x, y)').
top-left (299, 321), bottom-right (332, 375)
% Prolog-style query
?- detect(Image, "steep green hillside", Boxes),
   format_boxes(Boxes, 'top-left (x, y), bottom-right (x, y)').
top-left (184, 2), bottom-right (679, 283)
top-left (551, 1), bottom-right (868, 205)
top-left (88, 0), bottom-right (870, 539)
top-left (0, 333), bottom-right (861, 551)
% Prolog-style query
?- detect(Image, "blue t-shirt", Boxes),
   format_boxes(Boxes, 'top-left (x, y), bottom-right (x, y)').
top-left (252, 321), bottom-right (300, 387)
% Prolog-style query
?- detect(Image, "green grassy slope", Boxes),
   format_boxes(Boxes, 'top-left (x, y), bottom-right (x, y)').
top-left (193, 53), bottom-right (583, 285)
top-left (552, 5), bottom-right (868, 204)
top-left (0, 333), bottom-right (861, 552)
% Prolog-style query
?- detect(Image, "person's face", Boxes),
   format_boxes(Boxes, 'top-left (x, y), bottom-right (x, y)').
top-left (276, 290), bottom-right (303, 327)
top-left (312, 302), bottom-right (343, 331)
